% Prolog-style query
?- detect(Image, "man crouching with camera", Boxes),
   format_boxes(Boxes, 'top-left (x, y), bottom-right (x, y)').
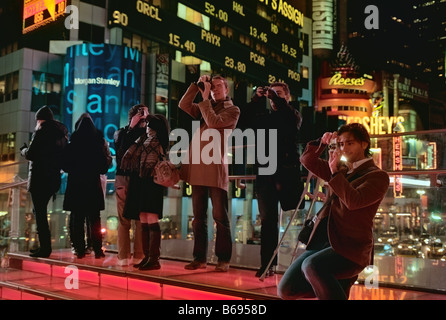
top-left (238, 82), bottom-right (303, 278)
top-left (278, 123), bottom-right (390, 300)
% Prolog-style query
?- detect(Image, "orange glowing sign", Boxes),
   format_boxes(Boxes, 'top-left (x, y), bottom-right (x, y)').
top-left (22, 0), bottom-right (67, 34)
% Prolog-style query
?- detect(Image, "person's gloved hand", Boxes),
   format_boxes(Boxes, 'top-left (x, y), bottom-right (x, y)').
top-left (20, 143), bottom-right (28, 156)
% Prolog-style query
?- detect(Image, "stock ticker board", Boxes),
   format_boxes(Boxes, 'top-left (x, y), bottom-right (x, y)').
top-left (108, 0), bottom-right (307, 90)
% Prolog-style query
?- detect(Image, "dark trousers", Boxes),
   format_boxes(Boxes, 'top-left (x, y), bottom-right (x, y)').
top-left (278, 246), bottom-right (362, 300)
top-left (256, 166), bottom-right (303, 269)
top-left (70, 209), bottom-right (102, 254)
top-left (191, 185), bottom-right (232, 262)
top-left (256, 175), bottom-right (281, 268)
top-left (30, 190), bottom-right (54, 251)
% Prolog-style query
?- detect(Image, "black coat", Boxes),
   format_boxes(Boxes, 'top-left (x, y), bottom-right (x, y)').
top-left (238, 94), bottom-right (303, 169)
top-left (114, 125), bottom-right (146, 176)
top-left (62, 117), bottom-right (112, 212)
top-left (22, 120), bottom-right (68, 193)
top-left (238, 94), bottom-right (304, 211)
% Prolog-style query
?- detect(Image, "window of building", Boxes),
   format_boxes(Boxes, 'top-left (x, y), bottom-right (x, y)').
top-left (80, 0), bottom-right (106, 8)
top-left (31, 72), bottom-right (62, 114)
top-left (0, 133), bottom-right (15, 163)
top-left (0, 75), bottom-right (5, 102)
top-left (78, 22), bottom-right (105, 43)
top-left (177, 3), bottom-right (210, 29)
top-left (0, 71), bottom-right (19, 103)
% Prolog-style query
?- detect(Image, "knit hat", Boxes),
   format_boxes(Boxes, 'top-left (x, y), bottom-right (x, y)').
top-left (35, 106), bottom-right (54, 121)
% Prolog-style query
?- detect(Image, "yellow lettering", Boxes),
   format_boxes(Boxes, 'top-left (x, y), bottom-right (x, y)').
top-left (362, 116), bottom-right (370, 133)
top-left (272, 0), bottom-right (277, 10)
top-left (250, 51), bottom-right (265, 66)
top-left (233, 1), bottom-right (245, 16)
top-left (262, 0), bottom-right (303, 27)
top-left (201, 30), bottom-right (221, 47)
top-left (370, 116), bottom-right (379, 135)
top-left (385, 117), bottom-right (394, 134)
top-left (342, 116), bottom-right (405, 135)
top-left (288, 69), bottom-right (300, 81)
top-left (329, 74), bottom-right (366, 86)
top-left (378, 117), bottom-right (385, 135)
top-left (136, 0), bottom-right (162, 21)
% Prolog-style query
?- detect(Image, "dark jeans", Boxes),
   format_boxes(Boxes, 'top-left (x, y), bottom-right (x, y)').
top-left (191, 185), bottom-right (232, 262)
top-left (278, 246), bottom-right (363, 300)
top-left (30, 190), bottom-right (54, 251)
top-left (70, 209), bottom-right (102, 254)
top-left (256, 167), bottom-right (303, 269)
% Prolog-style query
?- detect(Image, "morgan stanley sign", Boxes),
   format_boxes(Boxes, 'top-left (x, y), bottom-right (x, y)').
top-left (63, 43), bottom-right (142, 144)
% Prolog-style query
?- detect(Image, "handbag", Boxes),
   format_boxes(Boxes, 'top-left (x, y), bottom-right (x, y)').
top-left (153, 149), bottom-right (180, 188)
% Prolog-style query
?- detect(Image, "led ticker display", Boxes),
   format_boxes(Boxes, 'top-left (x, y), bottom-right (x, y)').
top-left (23, 0), bottom-right (67, 34)
top-left (180, 0), bottom-right (304, 62)
top-left (108, 0), bottom-right (304, 91)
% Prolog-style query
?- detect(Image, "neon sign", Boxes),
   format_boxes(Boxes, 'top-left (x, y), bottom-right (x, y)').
top-left (339, 116), bottom-right (405, 135)
top-left (258, 0), bottom-right (304, 27)
top-left (312, 0), bottom-right (333, 51)
top-left (393, 136), bottom-right (403, 198)
top-left (328, 73), bottom-right (366, 86)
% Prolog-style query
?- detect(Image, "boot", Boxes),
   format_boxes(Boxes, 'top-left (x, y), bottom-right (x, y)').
top-left (30, 232), bottom-right (51, 258)
top-left (134, 223), bottom-right (150, 268)
top-left (139, 223), bottom-right (161, 270)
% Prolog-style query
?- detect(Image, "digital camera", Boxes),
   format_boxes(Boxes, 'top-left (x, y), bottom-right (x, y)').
top-left (195, 79), bottom-right (211, 91)
top-left (259, 86), bottom-right (270, 95)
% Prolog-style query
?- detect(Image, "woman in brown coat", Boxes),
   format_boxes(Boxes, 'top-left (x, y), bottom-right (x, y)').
top-left (278, 123), bottom-right (389, 300)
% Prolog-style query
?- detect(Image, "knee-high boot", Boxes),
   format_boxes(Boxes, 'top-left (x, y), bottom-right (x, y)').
top-left (134, 223), bottom-right (150, 268)
top-left (139, 223), bottom-right (161, 270)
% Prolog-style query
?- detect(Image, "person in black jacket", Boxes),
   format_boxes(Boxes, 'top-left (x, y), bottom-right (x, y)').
top-left (238, 82), bottom-right (303, 278)
top-left (62, 113), bottom-right (112, 259)
top-left (113, 104), bottom-right (149, 266)
top-left (20, 106), bottom-right (68, 258)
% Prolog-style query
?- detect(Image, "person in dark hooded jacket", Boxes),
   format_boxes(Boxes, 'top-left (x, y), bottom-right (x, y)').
top-left (62, 113), bottom-right (112, 259)
top-left (20, 106), bottom-right (68, 258)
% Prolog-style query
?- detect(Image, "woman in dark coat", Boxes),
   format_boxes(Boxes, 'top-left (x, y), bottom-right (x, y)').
top-left (120, 114), bottom-right (169, 270)
top-left (63, 113), bottom-right (112, 258)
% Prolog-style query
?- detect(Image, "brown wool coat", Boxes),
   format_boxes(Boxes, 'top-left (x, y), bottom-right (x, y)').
top-left (178, 84), bottom-right (240, 191)
top-left (300, 140), bottom-right (390, 268)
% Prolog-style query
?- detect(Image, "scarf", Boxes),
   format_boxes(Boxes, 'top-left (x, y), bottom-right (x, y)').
top-left (120, 133), bottom-right (161, 177)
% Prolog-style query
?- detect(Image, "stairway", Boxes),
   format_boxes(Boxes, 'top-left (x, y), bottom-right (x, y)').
top-left (0, 250), bottom-right (280, 300)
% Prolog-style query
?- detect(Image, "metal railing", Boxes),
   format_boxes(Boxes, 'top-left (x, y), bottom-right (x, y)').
top-left (1, 128), bottom-right (446, 292)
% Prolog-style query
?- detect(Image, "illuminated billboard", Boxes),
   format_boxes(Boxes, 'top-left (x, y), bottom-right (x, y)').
top-left (63, 43), bottom-right (142, 152)
top-left (23, 0), bottom-right (67, 34)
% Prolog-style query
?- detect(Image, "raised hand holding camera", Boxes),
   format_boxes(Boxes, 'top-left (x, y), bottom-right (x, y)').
top-left (196, 75), bottom-right (211, 100)
top-left (129, 107), bottom-right (149, 128)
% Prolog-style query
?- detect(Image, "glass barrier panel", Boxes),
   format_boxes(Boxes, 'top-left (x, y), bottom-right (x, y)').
top-left (1, 129), bottom-right (446, 294)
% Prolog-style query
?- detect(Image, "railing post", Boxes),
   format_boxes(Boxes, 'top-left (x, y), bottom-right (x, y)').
top-left (8, 175), bottom-right (22, 253)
